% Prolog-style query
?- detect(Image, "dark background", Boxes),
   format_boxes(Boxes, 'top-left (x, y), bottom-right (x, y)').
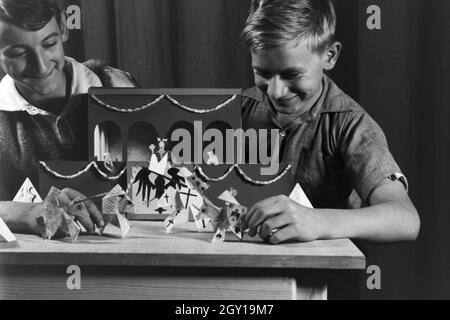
top-left (21, 0), bottom-right (450, 299)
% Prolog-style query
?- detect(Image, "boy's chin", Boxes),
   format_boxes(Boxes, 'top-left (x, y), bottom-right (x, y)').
top-left (20, 79), bottom-right (60, 98)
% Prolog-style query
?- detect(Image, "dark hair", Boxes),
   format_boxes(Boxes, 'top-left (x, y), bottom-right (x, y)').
top-left (0, 0), bottom-right (61, 31)
top-left (242, 0), bottom-right (337, 53)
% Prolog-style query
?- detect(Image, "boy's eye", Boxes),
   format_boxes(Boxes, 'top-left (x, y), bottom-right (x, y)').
top-left (43, 42), bottom-right (57, 49)
top-left (281, 72), bottom-right (303, 80)
top-left (254, 70), bottom-right (272, 79)
top-left (5, 50), bottom-right (27, 58)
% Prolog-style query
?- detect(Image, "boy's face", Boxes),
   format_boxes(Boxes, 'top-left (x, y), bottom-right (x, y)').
top-left (251, 41), bottom-right (330, 115)
top-left (0, 16), bottom-right (67, 98)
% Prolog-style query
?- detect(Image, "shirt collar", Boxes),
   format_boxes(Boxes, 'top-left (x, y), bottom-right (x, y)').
top-left (250, 75), bottom-right (355, 130)
top-left (0, 57), bottom-right (102, 115)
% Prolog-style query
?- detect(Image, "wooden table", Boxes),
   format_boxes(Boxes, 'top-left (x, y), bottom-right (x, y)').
top-left (0, 222), bottom-right (365, 300)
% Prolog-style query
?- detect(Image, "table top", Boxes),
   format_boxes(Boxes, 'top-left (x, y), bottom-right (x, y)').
top-left (0, 222), bottom-right (365, 270)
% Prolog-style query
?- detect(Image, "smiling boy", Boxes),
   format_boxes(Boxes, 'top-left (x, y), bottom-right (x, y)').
top-left (0, 0), bottom-right (136, 235)
top-left (241, 0), bottom-right (420, 244)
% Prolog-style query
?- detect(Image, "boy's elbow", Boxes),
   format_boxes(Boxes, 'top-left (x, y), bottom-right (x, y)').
top-left (402, 206), bottom-right (421, 241)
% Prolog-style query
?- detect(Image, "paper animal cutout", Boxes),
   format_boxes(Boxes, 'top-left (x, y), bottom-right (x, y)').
top-left (36, 187), bottom-right (81, 242)
top-left (13, 178), bottom-right (43, 203)
top-left (0, 217), bottom-right (18, 248)
top-left (102, 185), bottom-right (132, 238)
top-left (202, 189), bottom-right (248, 243)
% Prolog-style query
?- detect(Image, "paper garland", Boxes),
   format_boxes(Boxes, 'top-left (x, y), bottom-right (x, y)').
top-left (194, 164), bottom-right (292, 186)
top-left (90, 94), bottom-right (238, 114)
top-left (39, 161), bottom-right (127, 181)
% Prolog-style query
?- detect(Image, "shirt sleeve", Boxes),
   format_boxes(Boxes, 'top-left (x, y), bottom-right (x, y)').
top-left (338, 111), bottom-right (406, 203)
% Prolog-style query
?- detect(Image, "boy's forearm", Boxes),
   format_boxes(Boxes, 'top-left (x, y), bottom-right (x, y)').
top-left (0, 202), bottom-right (39, 234)
top-left (316, 200), bottom-right (420, 243)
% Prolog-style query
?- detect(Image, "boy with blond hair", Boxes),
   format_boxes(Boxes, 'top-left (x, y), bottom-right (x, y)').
top-left (241, 0), bottom-right (420, 244)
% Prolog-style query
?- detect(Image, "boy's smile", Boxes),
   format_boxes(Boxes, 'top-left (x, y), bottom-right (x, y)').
top-left (251, 42), bottom-right (329, 116)
top-left (0, 16), bottom-right (67, 105)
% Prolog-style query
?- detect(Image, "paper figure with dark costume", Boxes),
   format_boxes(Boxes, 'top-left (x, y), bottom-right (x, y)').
top-left (164, 168), bottom-right (211, 233)
top-left (130, 145), bottom-right (185, 216)
top-left (166, 167), bottom-right (186, 191)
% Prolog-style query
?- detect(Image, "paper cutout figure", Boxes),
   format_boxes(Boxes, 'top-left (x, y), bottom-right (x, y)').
top-left (103, 213), bottom-right (131, 239)
top-left (218, 189), bottom-right (240, 206)
top-left (36, 187), bottom-right (81, 242)
top-left (289, 184), bottom-right (313, 208)
top-left (103, 153), bottom-right (115, 173)
top-left (0, 217), bottom-right (18, 248)
top-left (13, 178), bottom-right (43, 203)
top-left (149, 151), bottom-right (169, 176)
top-left (206, 151), bottom-right (220, 166)
top-left (187, 174), bottom-right (210, 194)
top-left (164, 168), bottom-right (211, 233)
top-left (105, 185), bottom-right (136, 216)
top-left (207, 190), bottom-right (248, 243)
top-left (164, 193), bottom-right (189, 233)
top-left (129, 147), bottom-right (191, 220)
top-left (157, 138), bottom-right (169, 160)
top-left (102, 186), bottom-right (132, 238)
top-left (189, 187), bottom-right (247, 243)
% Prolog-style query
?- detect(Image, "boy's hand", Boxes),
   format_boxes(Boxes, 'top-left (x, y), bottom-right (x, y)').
top-left (22, 188), bottom-right (105, 236)
top-left (243, 195), bottom-right (326, 244)
top-left (57, 188), bottom-right (105, 235)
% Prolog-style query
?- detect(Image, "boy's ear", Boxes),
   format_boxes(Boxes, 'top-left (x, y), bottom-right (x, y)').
top-left (323, 41), bottom-right (342, 71)
top-left (59, 12), bottom-right (69, 43)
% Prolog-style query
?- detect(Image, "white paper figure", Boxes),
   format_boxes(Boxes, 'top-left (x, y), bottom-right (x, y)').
top-left (0, 217), bottom-right (16, 243)
top-left (102, 186), bottom-right (132, 238)
top-left (103, 213), bottom-right (131, 239)
top-left (149, 152), bottom-right (169, 176)
top-left (103, 152), bottom-right (115, 173)
top-left (13, 178), bottom-right (43, 203)
top-left (289, 184), bottom-right (314, 208)
top-left (191, 204), bottom-right (212, 233)
top-left (206, 151), bottom-right (220, 166)
top-left (218, 190), bottom-right (240, 206)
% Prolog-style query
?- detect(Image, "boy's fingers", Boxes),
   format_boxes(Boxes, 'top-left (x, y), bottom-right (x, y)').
top-left (245, 196), bottom-right (283, 226)
top-left (247, 203), bottom-right (282, 237)
top-left (60, 188), bottom-right (104, 232)
top-left (67, 202), bottom-right (95, 234)
top-left (83, 200), bottom-right (105, 228)
top-left (258, 214), bottom-right (290, 241)
top-left (269, 225), bottom-right (297, 245)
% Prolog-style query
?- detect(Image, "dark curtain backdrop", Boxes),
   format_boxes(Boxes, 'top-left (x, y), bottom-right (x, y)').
top-left (79, 0), bottom-right (253, 88)
top-left (10, 0), bottom-right (450, 299)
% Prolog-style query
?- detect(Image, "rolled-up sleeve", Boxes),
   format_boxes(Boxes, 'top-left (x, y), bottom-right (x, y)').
top-left (338, 112), bottom-right (405, 203)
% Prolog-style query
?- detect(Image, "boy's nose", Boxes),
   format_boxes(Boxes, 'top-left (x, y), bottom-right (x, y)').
top-left (267, 76), bottom-right (288, 100)
top-left (30, 49), bottom-right (52, 76)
